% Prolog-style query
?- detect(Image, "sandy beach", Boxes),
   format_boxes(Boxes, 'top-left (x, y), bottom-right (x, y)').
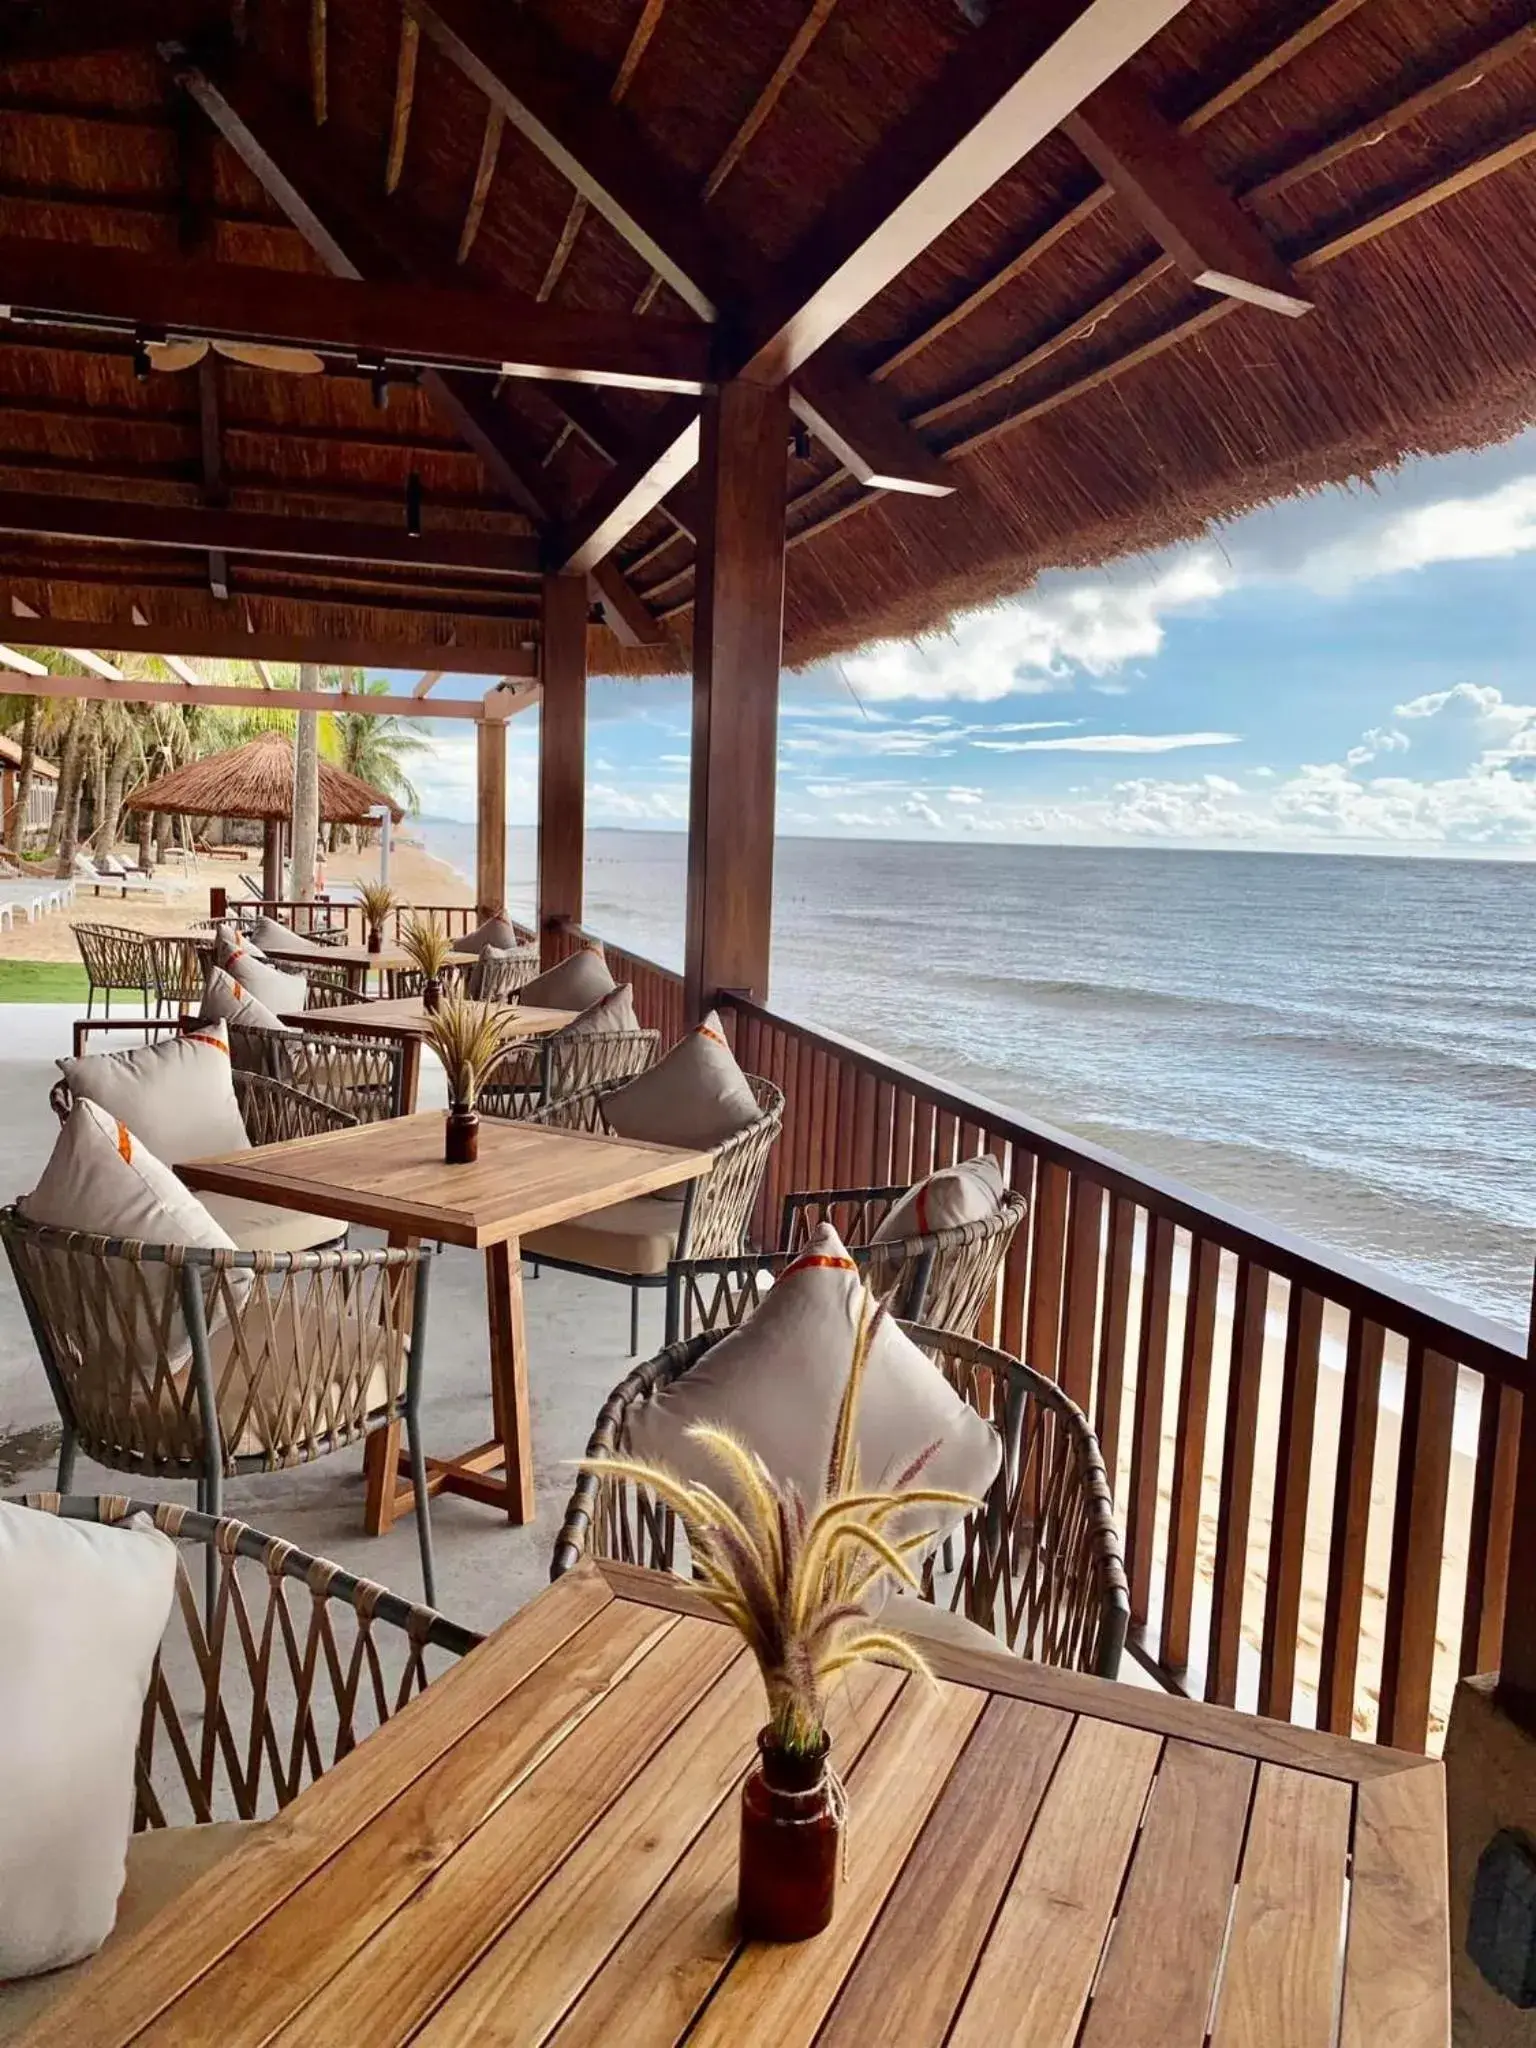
top-left (0, 837), bottom-right (473, 964)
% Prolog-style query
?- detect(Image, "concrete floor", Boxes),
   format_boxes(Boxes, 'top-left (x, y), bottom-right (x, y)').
top-left (0, 1003), bottom-right (667, 1637)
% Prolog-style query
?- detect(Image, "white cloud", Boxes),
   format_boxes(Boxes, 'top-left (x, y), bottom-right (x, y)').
top-left (971, 731), bottom-right (1240, 754)
top-left (1344, 727), bottom-right (1409, 768)
top-left (1303, 477), bottom-right (1536, 594)
top-left (838, 555), bottom-right (1230, 702)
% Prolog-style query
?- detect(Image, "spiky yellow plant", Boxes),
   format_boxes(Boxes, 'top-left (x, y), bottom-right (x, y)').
top-left (357, 880), bottom-right (396, 933)
top-left (398, 910), bottom-right (454, 979)
top-left (582, 1293), bottom-right (976, 1755)
top-left (421, 992), bottom-right (522, 1109)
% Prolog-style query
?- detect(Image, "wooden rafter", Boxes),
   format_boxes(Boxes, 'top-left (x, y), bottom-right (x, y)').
top-left (457, 106), bottom-right (504, 264)
top-left (10, 671), bottom-right (516, 718)
top-left (413, 669), bottom-right (447, 696)
top-left (1062, 79), bottom-right (1310, 316)
top-left (0, 0), bottom-right (216, 63)
top-left (0, 238), bottom-right (714, 395)
top-left (0, 614), bottom-right (540, 675)
top-left (0, 494), bottom-right (545, 577)
top-left (386, 15), bottom-right (420, 193)
top-left (310, 0), bottom-right (328, 125)
top-left (196, 352), bottom-right (230, 601)
top-left (480, 676), bottom-right (540, 722)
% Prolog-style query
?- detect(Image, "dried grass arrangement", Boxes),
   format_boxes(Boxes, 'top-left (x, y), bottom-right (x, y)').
top-left (398, 911), bottom-right (454, 980)
top-left (421, 993), bottom-right (522, 1112)
top-left (357, 880), bottom-right (395, 949)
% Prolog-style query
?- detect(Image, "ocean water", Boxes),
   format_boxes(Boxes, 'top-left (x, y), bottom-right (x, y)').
top-left (420, 822), bottom-right (1534, 1330)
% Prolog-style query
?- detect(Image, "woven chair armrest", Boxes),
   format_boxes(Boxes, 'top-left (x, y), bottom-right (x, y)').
top-left (779, 1182), bottom-right (908, 1250)
top-left (68, 1017), bottom-right (186, 1056)
top-left (680, 1095), bottom-right (784, 1260)
top-left (521, 1083), bottom-right (615, 1135)
top-left (232, 1070), bottom-right (358, 1144)
top-left (302, 970), bottom-right (360, 1009)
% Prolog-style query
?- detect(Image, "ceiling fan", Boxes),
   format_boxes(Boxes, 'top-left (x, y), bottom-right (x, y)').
top-left (138, 337), bottom-right (326, 377)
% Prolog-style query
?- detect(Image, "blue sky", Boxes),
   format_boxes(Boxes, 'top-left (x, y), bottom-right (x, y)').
top-left (397, 426), bottom-right (1536, 856)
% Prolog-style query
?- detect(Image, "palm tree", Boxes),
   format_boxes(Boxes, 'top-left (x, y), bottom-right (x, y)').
top-left (328, 678), bottom-right (425, 820)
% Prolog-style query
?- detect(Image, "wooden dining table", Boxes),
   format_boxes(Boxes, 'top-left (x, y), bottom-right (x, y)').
top-left (178, 1115), bottom-right (711, 1527)
top-left (19, 1559), bottom-right (1451, 2047)
top-left (281, 996), bottom-right (575, 1112)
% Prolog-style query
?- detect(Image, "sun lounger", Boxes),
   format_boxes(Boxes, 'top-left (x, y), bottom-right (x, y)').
top-left (72, 854), bottom-right (165, 898)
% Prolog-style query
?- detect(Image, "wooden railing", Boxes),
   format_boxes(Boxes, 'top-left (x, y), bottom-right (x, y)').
top-left (576, 927), bottom-right (1529, 1755)
top-left (213, 893), bottom-right (487, 943)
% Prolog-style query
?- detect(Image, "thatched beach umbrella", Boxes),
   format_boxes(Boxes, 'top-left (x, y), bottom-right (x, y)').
top-left (125, 732), bottom-right (403, 899)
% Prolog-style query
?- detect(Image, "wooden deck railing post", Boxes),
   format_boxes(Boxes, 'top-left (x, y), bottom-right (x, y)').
top-left (474, 718), bottom-right (506, 919)
top-left (537, 571), bottom-right (587, 968)
top-left (684, 378), bottom-right (788, 1022)
top-left (1494, 1262), bottom-right (1536, 1726)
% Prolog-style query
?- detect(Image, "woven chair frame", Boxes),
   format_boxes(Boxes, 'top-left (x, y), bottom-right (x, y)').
top-left (300, 964), bottom-right (364, 1007)
top-left (479, 1026), bottom-right (660, 1121)
top-left (147, 935), bottom-right (206, 1018)
top-left (49, 1068), bottom-right (354, 1151)
top-left (471, 945), bottom-right (542, 1001)
top-left (72, 921), bottom-right (155, 1018)
top-left (13, 1497), bottom-right (480, 1828)
top-left (227, 1022), bottom-right (406, 1123)
top-left (670, 1187), bottom-right (1027, 1342)
top-left (552, 1322), bottom-right (1128, 1679)
top-left (383, 961), bottom-right (472, 1001)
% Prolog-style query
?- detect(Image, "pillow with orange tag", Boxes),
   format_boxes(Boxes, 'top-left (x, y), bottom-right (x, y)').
top-left (204, 946), bottom-right (306, 1016)
top-left (601, 1009), bottom-right (759, 1152)
top-left (55, 1019), bottom-right (248, 1166)
top-left (871, 1155), bottom-right (1005, 1244)
top-left (622, 1221), bottom-right (1000, 1539)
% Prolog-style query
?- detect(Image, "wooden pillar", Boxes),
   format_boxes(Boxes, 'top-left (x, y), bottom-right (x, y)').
top-left (261, 817), bottom-right (283, 902)
top-left (1496, 1264), bottom-right (1536, 1725)
top-left (538, 571), bottom-right (588, 968)
top-left (684, 378), bottom-right (789, 1021)
top-left (474, 719), bottom-right (507, 918)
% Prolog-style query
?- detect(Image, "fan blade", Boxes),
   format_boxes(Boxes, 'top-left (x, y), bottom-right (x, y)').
top-left (145, 339), bottom-right (210, 373)
top-left (214, 341), bottom-right (326, 375)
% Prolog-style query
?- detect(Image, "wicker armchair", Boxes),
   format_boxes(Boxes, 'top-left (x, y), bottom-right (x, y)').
top-left (12, 1497), bottom-right (479, 1826)
top-left (521, 1074), bottom-right (784, 1354)
top-left (0, 1218), bottom-right (442, 1602)
top-left (383, 962), bottom-right (472, 1001)
top-left (72, 920), bottom-right (155, 1019)
top-left (227, 1021), bottom-right (406, 1122)
top-left (301, 963), bottom-right (364, 1008)
top-left (669, 1182), bottom-right (1028, 1340)
top-left (552, 1322), bottom-right (1128, 1678)
top-left (472, 943), bottom-right (542, 1001)
top-left (147, 934), bottom-right (206, 1019)
top-left (50, 1063), bottom-right (353, 1150)
top-left (479, 1025), bottom-right (660, 1122)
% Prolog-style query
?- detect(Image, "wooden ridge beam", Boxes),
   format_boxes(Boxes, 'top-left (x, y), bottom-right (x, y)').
top-left (5, 672), bottom-right (521, 718)
top-left (0, 237), bottom-right (714, 395)
top-left (1062, 77), bottom-right (1310, 316)
top-left (0, 492), bottom-right (544, 578)
top-left (0, 613), bottom-right (540, 675)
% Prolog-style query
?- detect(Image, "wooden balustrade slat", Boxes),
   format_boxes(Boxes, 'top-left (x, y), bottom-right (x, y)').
top-left (934, 1108), bottom-right (958, 1172)
top-left (1127, 1211), bottom-right (1176, 1630)
top-left (1025, 1159), bottom-right (1070, 1384)
top-left (911, 1093), bottom-right (935, 1187)
top-left (891, 1087), bottom-right (915, 1188)
top-left (1161, 1236), bottom-right (1221, 1676)
top-left (1318, 1316), bottom-right (1386, 1737)
top-left (785, 1031), bottom-right (810, 1216)
top-left (1378, 1348), bottom-right (1459, 1751)
top-left (810, 1045), bottom-right (833, 1192)
top-left (1208, 1259), bottom-right (1269, 1708)
top-left (1058, 1177), bottom-right (1103, 1415)
top-left (998, 1146), bottom-right (1033, 1362)
top-left (875, 1083), bottom-right (897, 1189)
top-left (1095, 1195), bottom-right (1136, 1497)
top-left (1462, 1381), bottom-right (1522, 1677)
top-left (1259, 1286), bottom-right (1326, 1722)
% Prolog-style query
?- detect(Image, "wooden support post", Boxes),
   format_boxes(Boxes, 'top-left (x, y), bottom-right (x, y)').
top-left (474, 719), bottom-right (507, 918)
top-left (537, 571), bottom-right (588, 967)
top-left (1495, 1263), bottom-right (1536, 1725)
top-left (261, 817), bottom-right (283, 902)
top-left (684, 379), bottom-right (788, 1021)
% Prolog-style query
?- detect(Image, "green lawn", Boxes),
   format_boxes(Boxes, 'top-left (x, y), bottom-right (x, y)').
top-left (0, 960), bottom-right (90, 1003)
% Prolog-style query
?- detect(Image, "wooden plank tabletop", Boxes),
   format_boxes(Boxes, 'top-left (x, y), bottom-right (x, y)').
top-left (177, 1113), bottom-right (712, 1246)
top-left (282, 998), bottom-right (574, 1039)
top-left (21, 1562), bottom-right (1451, 2048)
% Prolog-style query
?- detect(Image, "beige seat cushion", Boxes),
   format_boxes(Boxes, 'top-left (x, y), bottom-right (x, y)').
top-left (0, 1823), bottom-right (257, 2039)
top-left (602, 1010), bottom-right (760, 1152)
top-left (519, 946), bottom-right (615, 1011)
top-left (56, 1020), bottom-right (248, 1166)
top-left (887, 1588), bottom-right (1008, 1660)
top-left (198, 965), bottom-right (295, 1035)
top-left (873, 1154), bottom-right (1005, 1243)
top-left (523, 1196), bottom-right (681, 1277)
top-left (199, 1192), bottom-right (347, 1254)
top-left (624, 1222), bottom-right (1000, 1543)
top-left (0, 1507), bottom-right (178, 1985)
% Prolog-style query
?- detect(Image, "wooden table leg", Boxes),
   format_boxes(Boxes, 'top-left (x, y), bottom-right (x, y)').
top-left (486, 1235), bottom-right (535, 1523)
top-left (399, 1037), bottom-right (422, 1116)
top-left (362, 1226), bottom-right (415, 1535)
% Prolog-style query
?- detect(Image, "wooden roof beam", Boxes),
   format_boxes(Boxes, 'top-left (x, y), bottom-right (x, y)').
top-left (10, 672), bottom-right (515, 719)
top-left (0, 494), bottom-right (544, 578)
top-left (413, 669), bottom-right (447, 697)
top-left (0, 237), bottom-right (715, 396)
top-left (480, 677), bottom-right (540, 721)
top-left (1062, 77), bottom-right (1310, 316)
top-left (0, 614), bottom-right (540, 676)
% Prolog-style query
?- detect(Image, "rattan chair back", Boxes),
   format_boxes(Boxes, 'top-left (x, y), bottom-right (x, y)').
top-left (11, 1497), bottom-right (479, 1826)
top-left (50, 1068), bottom-right (355, 1149)
top-left (227, 1022), bottom-right (406, 1122)
top-left (147, 935), bottom-right (205, 1017)
top-left (472, 945), bottom-right (541, 1001)
top-left (479, 1026), bottom-right (660, 1121)
top-left (552, 1320), bottom-right (1128, 1678)
top-left (72, 921), bottom-right (154, 1016)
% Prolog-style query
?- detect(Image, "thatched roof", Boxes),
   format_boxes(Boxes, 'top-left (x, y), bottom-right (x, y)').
top-left (123, 733), bottom-right (403, 823)
top-left (0, 1), bottom-right (1534, 675)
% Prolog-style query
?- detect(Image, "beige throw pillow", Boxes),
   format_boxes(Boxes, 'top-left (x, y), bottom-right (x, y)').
top-left (56, 1020), bottom-right (248, 1166)
top-left (21, 1100), bottom-right (239, 1252)
top-left (625, 1223), bottom-right (1000, 1541)
top-left (519, 946), bottom-right (616, 1011)
top-left (456, 913), bottom-right (523, 957)
top-left (204, 947), bottom-right (306, 1017)
top-left (602, 1010), bottom-right (759, 1152)
top-left (873, 1154), bottom-right (1005, 1243)
top-left (249, 914), bottom-right (330, 957)
top-left (565, 982), bottom-right (640, 1035)
top-left (198, 965), bottom-right (295, 1035)
top-left (0, 1504), bottom-right (178, 1979)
